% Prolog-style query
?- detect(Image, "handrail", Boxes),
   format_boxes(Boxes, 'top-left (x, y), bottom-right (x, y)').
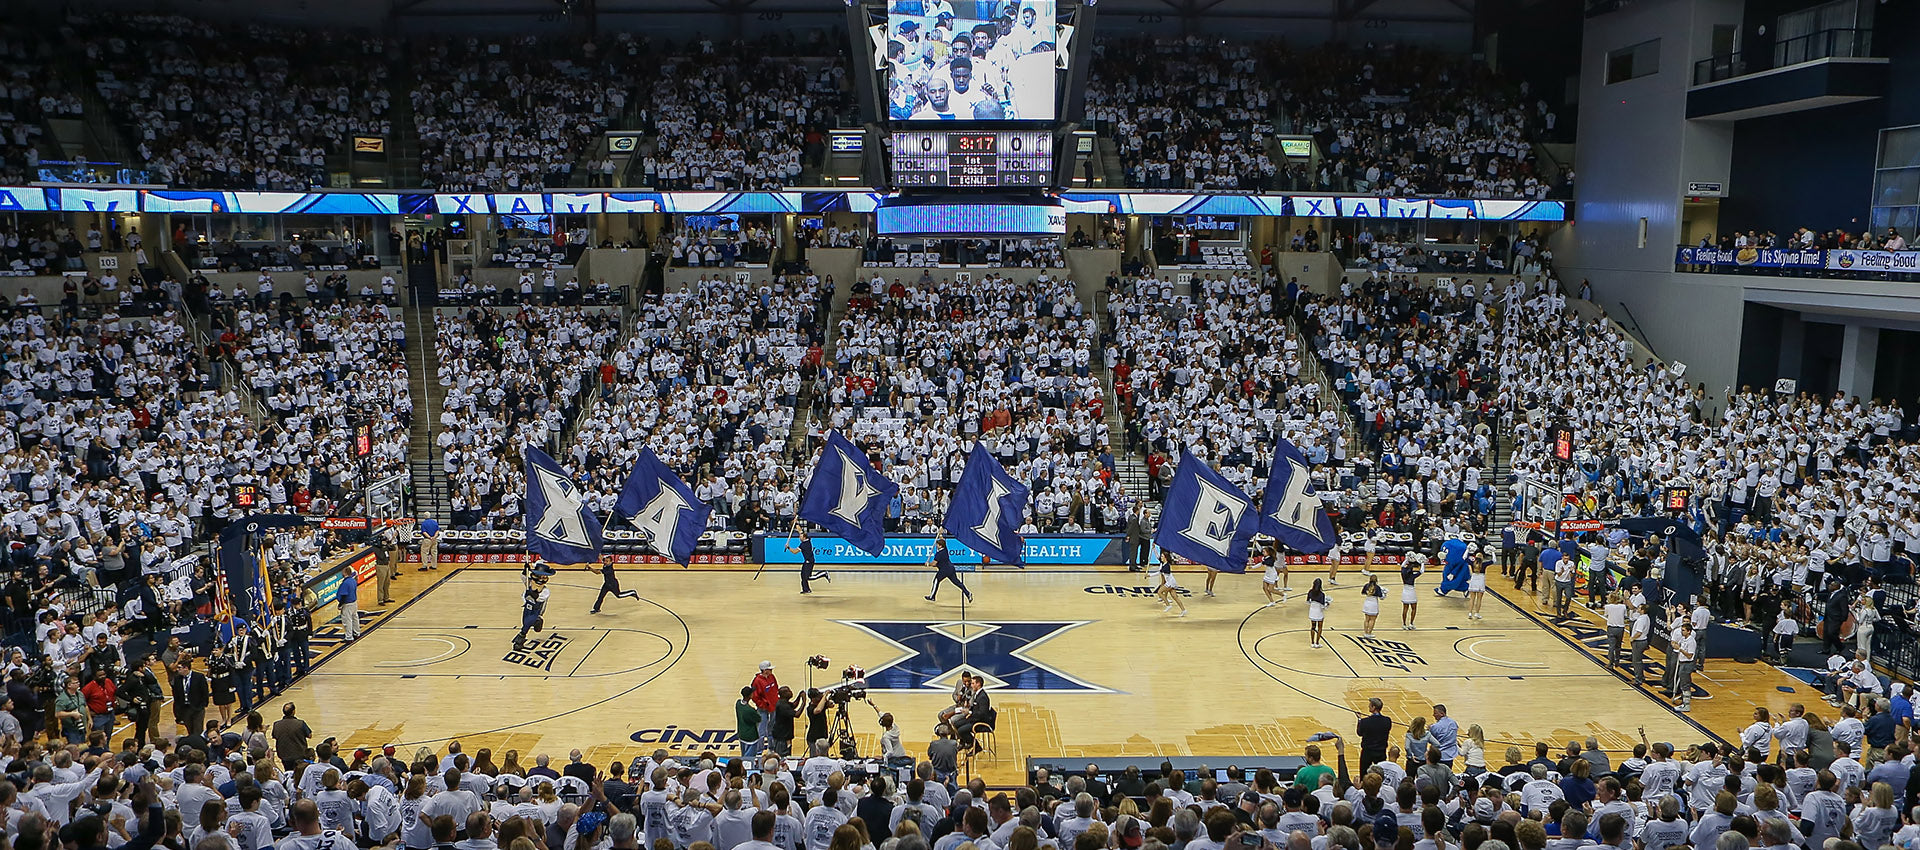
top-left (1692, 27), bottom-right (1873, 85)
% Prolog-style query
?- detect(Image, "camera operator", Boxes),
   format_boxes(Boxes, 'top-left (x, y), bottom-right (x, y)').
top-left (803, 688), bottom-right (830, 753)
top-left (879, 713), bottom-right (912, 769)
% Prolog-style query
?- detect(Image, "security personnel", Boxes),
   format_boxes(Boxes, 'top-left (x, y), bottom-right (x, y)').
top-left (283, 599), bottom-right (314, 683)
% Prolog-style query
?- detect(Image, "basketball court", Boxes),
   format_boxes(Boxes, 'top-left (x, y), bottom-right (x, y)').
top-left (275, 562), bottom-right (1765, 784)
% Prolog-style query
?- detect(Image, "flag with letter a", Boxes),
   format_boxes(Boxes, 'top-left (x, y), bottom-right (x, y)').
top-left (523, 445), bottom-right (604, 565)
top-left (944, 442), bottom-right (1030, 566)
top-left (1257, 436), bottom-right (1338, 554)
top-left (799, 430), bottom-right (899, 557)
top-left (1154, 449), bottom-right (1259, 573)
top-left (614, 447), bottom-right (712, 567)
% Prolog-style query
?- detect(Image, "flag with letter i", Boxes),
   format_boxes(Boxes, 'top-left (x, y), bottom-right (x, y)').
top-left (613, 447), bottom-right (712, 567)
top-left (1154, 449), bottom-right (1259, 573)
top-left (944, 442), bottom-right (1030, 566)
top-left (524, 445), bottom-right (604, 565)
top-left (1257, 436), bottom-right (1338, 555)
top-left (799, 430), bottom-right (899, 557)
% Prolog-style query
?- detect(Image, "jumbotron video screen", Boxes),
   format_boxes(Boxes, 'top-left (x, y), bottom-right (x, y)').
top-left (886, 1), bottom-right (1058, 121)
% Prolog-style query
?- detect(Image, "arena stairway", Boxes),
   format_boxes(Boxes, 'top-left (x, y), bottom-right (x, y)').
top-left (1489, 432), bottom-right (1515, 530)
top-left (407, 300), bottom-right (452, 523)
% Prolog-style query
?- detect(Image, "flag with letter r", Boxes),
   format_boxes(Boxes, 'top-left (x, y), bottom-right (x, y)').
top-left (944, 442), bottom-right (1030, 566)
top-left (799, 430), bottom-right (899, 557)
top-left (614, 447), bottom-right (712, 567)
top-left (524, 445), bottom-right (604, 565)
top-left (1154, 450), bottom-right (1259, 573)
top-left (1257, 436), bottom-right (1337, 554)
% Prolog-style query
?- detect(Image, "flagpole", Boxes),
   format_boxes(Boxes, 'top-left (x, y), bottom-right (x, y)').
top-left (755, 514), bottom-right (801, 582)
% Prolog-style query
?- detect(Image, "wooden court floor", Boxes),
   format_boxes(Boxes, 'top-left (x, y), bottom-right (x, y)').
top-left (285, 565), bottom-right (1725, 784)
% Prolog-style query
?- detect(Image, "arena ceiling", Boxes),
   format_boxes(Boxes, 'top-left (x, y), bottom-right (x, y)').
top-left (378, 0), bottom-right (1475, 21)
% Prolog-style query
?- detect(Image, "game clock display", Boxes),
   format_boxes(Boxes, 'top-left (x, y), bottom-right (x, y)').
top-left (891, 131), bottom-right (1054, 188)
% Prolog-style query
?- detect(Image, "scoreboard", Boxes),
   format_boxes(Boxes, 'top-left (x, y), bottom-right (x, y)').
top-left (891, 131), bottom-right (1054, 188)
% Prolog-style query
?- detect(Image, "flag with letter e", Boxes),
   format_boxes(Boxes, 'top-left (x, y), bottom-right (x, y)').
top-left (1154, 449), bottom-right (1259, 573)
top-left (800, 430), bottom-right (899, 557)
top-left (614, 447), bottom-right (712, 567)
top-left (524, 445), bottom-right (603, 565)
top-left (944, 443), bottom-right (1030, 566)
top-left (1257, 436), bottom-right (1338, 555)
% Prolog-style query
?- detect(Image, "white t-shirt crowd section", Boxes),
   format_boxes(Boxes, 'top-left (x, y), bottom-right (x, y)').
top-left (1284, 45), bottom-right (1556, 200)
top-left (828, 271), bottom-right (1112, 532)
top-left (75, 13), bottom-right (392, 191)
top-left (0, 688), bottom-right (1903, 850)
top-left (435, 307), bottom-right (619, 529)
top-left (227, 303), bottom-right (414, 500)
top-left (637, 49), bottom-right (845, 191)
top-left (0, 27), bottom-right (80, 186)
top-left (1299, 277), bottom-right (1503, 517)
top-left (411, 35), bottom-right (630, 192)
top-left (567, 276), bottom-right (823, 523)
top-left (0, 308), bottom-right (316, 576)
top-left (1108, 273), bottom-right (1342, 499)
top-left (1085, 37), bottom-right (1278, 191)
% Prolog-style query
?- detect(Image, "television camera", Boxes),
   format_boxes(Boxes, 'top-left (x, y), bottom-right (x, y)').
top-left (807, 658), bottom-right (876, 759)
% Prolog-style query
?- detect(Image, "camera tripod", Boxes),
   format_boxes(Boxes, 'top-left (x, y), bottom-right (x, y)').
top-left (827, 694), bottom-right (881, 759)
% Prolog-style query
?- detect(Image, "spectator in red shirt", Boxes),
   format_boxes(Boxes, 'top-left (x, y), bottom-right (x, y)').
top-left (80, 668), bottom-right (116, 735)
top-left (750, 660), bottom-right (779, 743)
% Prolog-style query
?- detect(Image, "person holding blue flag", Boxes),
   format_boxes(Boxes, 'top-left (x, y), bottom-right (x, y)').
top-left (799, 431), bottom-right (899, 558)
top-left (589, 555), bottom-right (639, 615)
top-left (1155, 449), bottom-right (1260, 575)
top-left (925, 533), bottom-right (973, 603)
top-left (1435, 535), bottom-right (1471, 597)
top-left (613, 446), bottom-right (712, 569)
top-left (944, 443), bottom-right (1030, 568)
top-left (514, 562), bottom-right (556, 651)
top-left (784, 531), bottom-right (829, 595)
top-left (1257, 438), bottom-right (1339, 562)
top-left (523, 445), bottom-right (605, 566)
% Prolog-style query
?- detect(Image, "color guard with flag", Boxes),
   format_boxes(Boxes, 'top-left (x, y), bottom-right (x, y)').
top-left (799, 431), bottom-right (899, 558)
top-left (523, 445), bottom-right (604, 565)
top-left (1257, 436), bottom-right (1339, 556)
top-left (943, 442), bottom-right (1030, 567)
top-left (613, 447), bottom-right (712, 569)
top-left (1154, 449), bottom-right (1259, 574)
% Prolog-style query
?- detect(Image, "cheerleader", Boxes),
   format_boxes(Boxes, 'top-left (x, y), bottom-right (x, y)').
top-left (1401, 553), bottom-right (1425, 630)
top-left (1326, 534), bottom-right (1344, 586)
top-left (1259, 543), bottom-right (1284, 607)
top-left (1156, 552), bottom-right (1188, 618)
top-left (1466, 556), bottom-right (1489, 620)
top-left (1361, 575), bottom-right (1386, 635)
top-left (1360, 520), bottom-right (1381, 577)
top-left (1306, 580), bottom-right (1330, 648)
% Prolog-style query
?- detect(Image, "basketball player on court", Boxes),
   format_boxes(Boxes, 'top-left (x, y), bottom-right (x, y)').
top-left (926, 534), bottom-right (973, 602)
top-left (515, 564), bottom-right (554, 650)
top-left (784, 531), bottom-right (829, 594)
top-left (590, 554), bottom-right (639, 614)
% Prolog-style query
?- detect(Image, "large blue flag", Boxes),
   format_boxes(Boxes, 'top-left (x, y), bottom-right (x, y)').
top-left (1257, 436), bottom-right (1338, 555)
top-left (800, 431), bottom-right (899, 557)
top-left (524, 445), bottom-right (604, 565)
top-left (944, 443), bottom-right (1030, 566)
top-left (1155, 450), bottom-right (1259, 572)
top-left (614, 447), bottom-right (712, 567)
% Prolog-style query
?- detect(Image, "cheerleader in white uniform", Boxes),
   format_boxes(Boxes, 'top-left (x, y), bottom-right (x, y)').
top-left (1259, 543), bottom-right (1284, 607)
top-left (1361, 575), bottom-right (1386, 635)
top-left (1156, 552), bottom-right (1188, 617)
top-left (1306, 579), bottom-right (1330, 648)
top-left (1401, 553), bottom-right (1425, 630)
top-left (1467, 553), bottom-right (1489, 620)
